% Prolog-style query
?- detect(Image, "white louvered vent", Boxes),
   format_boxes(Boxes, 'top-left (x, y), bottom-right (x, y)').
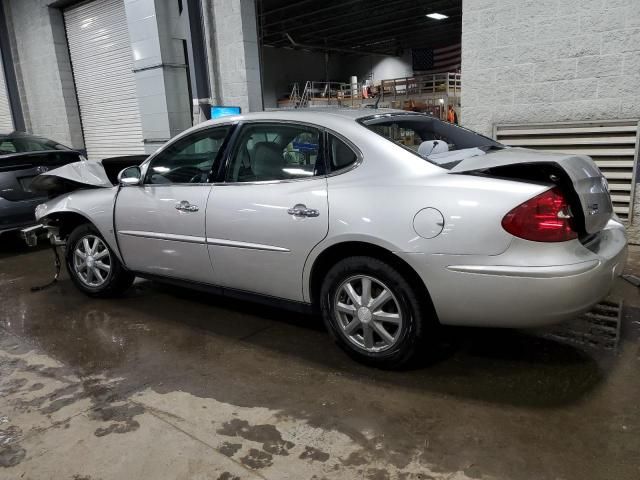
top-left (64, 0), bottom-right (144, 160)
top-left (495, 121), bottom-right (639, 221)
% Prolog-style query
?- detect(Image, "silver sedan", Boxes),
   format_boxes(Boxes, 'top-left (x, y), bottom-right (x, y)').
top-left (28, 109), bottom-right (627, 368)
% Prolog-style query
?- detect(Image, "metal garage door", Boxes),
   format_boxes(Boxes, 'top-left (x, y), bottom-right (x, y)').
top-left (64, 0), bottom-right (144, 160)
top-left (0, 63), bottom-right (13, 132)
top-left (495, 121), bottom-right (640, 221)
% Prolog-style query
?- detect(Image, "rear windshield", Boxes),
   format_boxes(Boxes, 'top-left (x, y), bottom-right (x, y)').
top-left (360, 114), bottom-right (504, 169)
top-left (0, 136), bottom-right (70, 155)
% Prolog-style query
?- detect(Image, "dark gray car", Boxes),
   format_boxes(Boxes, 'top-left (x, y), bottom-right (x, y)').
top-left (0, 132), bottom-right (83, 235)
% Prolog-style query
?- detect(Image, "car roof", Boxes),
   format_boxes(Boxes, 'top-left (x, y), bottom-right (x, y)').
top-left (200, 107), bottom-right (414, 127)
top-left (0, 131), bottom-right (51, 141)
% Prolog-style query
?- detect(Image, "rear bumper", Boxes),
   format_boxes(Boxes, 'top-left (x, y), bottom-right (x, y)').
top-left (0, 196), bottom-right (44, 234)
top-left (403, 219), bottom-right (628, 328)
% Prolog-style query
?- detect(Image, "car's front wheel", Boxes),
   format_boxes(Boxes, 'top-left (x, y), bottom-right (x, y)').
top-left (65, 224), bottom-right (134, 297)
top-left (320, 256), bottom-right (432, 369)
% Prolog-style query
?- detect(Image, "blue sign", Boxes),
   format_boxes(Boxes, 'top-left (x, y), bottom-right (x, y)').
top-left (211, 106), bottom-right (241, 119)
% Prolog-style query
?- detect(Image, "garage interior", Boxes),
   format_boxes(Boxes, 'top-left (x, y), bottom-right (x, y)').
top-left (1, 0), bottom-right (640, 479)
top-left (258, 0), bottom-right (462, 116)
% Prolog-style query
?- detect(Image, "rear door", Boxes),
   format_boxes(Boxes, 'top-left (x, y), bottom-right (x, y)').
top-left (115, 126), bottom-right (231, 283)
top-left (206, 122), bottom-right (329, 301)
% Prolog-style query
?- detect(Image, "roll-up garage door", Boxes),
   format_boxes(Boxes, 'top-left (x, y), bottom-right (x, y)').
top-left (64, 0), bottom-right (144, 160)
top-left (0, 63), bottom-right (13, 132)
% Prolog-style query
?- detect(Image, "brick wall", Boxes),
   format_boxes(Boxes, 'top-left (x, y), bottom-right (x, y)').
top-left (461, 0), bottom-right (640, 137)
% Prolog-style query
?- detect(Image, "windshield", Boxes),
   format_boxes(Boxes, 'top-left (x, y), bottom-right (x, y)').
top-left (360, 113), bottom-right (504, 169)
top-left (0, 136), bottom-right (70, 155)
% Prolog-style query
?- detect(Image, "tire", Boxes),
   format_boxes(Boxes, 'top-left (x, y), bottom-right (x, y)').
top-left (65, 223), bottom-right (134, 298)
top-left (320, 256), bottom-right (434, 369)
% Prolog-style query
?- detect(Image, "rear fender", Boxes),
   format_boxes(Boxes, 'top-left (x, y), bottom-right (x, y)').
top-left (36, 187), bottom-right (123, 262)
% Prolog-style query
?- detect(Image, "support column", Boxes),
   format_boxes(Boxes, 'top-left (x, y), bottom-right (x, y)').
top-left (207, 0), bottom-right (262, 113)
top-left (124, 0), bottom-right (192, 153)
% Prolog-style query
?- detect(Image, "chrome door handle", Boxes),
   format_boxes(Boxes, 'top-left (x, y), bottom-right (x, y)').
top-left (175, 200), bottom-right (199, 212)
top-left (288, 204), bottom-right (320, 217)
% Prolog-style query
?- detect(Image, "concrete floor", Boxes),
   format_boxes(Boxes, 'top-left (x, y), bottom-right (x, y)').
top-left (0, 237), bottom-right (639, 480)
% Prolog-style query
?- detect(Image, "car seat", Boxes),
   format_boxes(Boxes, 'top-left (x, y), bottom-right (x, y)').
top-left (251, 142), bottom-right (284, 180)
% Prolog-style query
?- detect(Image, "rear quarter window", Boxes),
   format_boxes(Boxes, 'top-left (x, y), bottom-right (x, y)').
top-left (328, 134), bottom-right (358, 172)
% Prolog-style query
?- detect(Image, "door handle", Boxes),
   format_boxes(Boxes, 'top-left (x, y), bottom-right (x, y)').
top-left (175, 200), bottom-right (199, 212)
top-left (287, 203), bottom-right (320, 218)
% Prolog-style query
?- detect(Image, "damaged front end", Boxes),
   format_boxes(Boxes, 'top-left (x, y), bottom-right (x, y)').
top-left (19, 160), bottom-right (112, 248)
top-left (19, 156), bottom-right (146, 248)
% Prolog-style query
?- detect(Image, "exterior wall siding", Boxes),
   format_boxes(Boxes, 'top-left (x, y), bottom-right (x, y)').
top-left (461, 0), bottom-right (640, 243)
top-left (461, 0), bottom-right (640, 137)
top-left (3, 0), bottom-right (84, 149)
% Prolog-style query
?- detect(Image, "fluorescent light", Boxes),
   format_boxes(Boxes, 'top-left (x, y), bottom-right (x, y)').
top-left (426, 13), bottom-right (448, 20)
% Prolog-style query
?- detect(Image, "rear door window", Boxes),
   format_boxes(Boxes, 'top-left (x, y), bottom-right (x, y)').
top-left (226, 123), bottom-right (324, 182)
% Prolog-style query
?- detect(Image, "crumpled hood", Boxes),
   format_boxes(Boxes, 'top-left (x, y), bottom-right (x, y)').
top-left (29, 160), bottom-right (113, 195)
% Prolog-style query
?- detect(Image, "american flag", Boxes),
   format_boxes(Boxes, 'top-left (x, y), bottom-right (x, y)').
top-left (412, 43), bottom-right (461, 73)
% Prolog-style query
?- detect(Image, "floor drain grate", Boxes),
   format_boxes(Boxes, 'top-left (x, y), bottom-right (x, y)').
top-left (540, 299), bottom-right (622, 351)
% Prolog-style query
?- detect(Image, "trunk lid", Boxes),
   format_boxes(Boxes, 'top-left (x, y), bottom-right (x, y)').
top-left (0, 151), bottom-right (81, 201)
top-left (451, 147), bottom-right (613, 235)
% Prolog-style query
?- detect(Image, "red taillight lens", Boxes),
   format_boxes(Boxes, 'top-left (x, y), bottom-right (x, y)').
top-left (502, 187), bottom-right (577, 242)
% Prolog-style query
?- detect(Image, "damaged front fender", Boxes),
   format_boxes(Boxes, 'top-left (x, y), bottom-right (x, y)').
top-left (35, 187), bottom-right (123, 263)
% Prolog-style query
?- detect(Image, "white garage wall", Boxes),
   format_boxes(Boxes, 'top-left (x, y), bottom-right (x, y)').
top-left (461, 0), bottom-right (640, 137)
top-left (261, 47), bottom-right (342, 108)
top-left (341, 51), bottom-right (413, 83)
top-left (0, 63), bottom-right (13, 132)
top-left (461, 0), bottom-right (640, 242)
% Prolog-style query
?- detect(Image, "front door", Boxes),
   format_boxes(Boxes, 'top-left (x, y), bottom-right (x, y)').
top-left (115, 125), bottom-right (232, 283)
top-left (206, 122), bottom-right (329, 301)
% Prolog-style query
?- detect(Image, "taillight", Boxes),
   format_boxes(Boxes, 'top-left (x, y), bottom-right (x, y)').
top-left (502, 187), bottom-right (577, 242)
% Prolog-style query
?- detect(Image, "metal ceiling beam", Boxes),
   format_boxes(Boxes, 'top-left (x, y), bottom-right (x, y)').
top-left (331, 16), bottom-right (461, 45)
top-left (283, 33), bottom-right (393, 56)
top-left (261, 0), bottom-right (364, 29)
top-left (259, 0), bottom-right (320, 18)
top-left (261, 0), bottom-right (409, 38)
top-left (261, 0), bottom-right (459, 41)
top-left (330, 8), bottom-right (461, 41)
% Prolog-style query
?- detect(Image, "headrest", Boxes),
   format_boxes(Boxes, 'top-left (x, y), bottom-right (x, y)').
top-left (252, 142), bottom-right (283, 179)
top-left (418, 140), bottom-right (449, 157)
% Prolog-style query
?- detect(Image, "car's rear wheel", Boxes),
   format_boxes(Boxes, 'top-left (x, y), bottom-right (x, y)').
top-left (65, 224), bottom-right (134, 297)
top-left (320, 256), bottom-right (432, 369)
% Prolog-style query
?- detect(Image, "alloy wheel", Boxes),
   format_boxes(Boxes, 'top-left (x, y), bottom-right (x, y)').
top-left (72, 235), bottom-right (112, 288)
top-left (333, 275), bottom-right (404, 353)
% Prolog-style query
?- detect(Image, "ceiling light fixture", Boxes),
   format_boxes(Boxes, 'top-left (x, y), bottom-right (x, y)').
top-left (426, 13), bottom-right (448, 20)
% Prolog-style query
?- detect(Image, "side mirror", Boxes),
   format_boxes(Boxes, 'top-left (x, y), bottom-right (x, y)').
top-left (117, 166), bottom-right (142, 186)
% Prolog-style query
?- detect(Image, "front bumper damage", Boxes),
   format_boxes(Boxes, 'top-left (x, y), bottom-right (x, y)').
top-left (21, 222), bottom-right (64, 247)
top-left (21, 222), bottom-right (65, 291)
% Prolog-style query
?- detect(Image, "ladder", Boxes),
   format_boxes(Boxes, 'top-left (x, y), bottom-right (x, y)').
top-left (289, 83), bottom-right (300, 108)
top-left (297, 81), bottom-right (311, 108)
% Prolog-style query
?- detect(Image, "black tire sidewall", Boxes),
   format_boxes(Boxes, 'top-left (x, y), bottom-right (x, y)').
top-left (320, 256), bottom-right (426, 368)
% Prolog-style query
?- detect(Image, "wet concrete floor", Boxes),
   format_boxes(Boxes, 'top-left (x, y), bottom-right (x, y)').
top-left (0, 236), bottom-right (639, 480)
